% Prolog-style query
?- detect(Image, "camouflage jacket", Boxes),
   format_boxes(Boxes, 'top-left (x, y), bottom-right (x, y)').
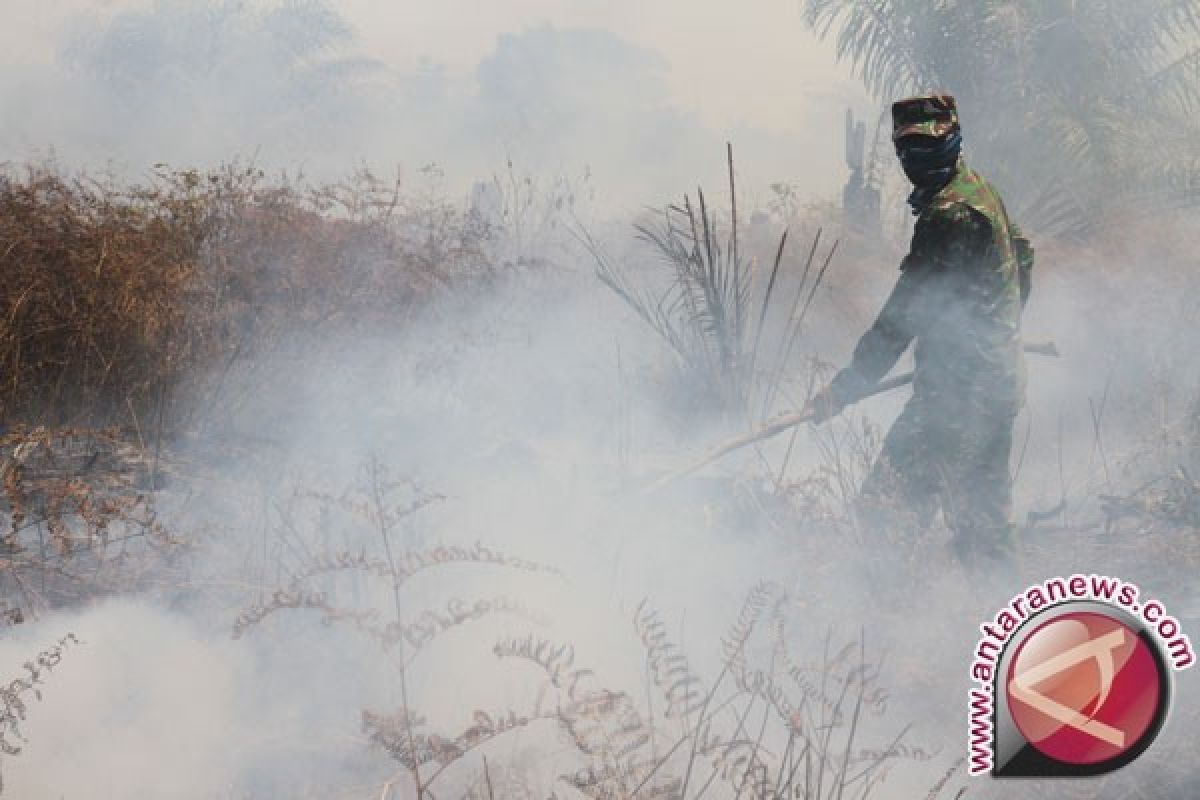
top-left (830, 161), bottom-right (1033, 412)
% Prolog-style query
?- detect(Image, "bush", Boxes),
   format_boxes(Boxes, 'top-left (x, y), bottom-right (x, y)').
top-left (0, 162), bottom-right (495, 433)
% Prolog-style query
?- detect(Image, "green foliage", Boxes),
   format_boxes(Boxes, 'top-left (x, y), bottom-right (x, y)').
top-left (803, 0), bottom-right (1200, 233)
top-left (585, 149), bottom-right (838, 421)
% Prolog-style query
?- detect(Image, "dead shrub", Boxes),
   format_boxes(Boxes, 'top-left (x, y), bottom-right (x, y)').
top-left (0, 162), bottom-right (496, 433)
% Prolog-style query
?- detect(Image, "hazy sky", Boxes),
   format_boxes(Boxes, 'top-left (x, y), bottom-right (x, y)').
top-left (1, 1), bottom-right (873, 199)
top-left (334, 0), bottom-right (867, 131)
top-left (3, 0), bottom-right (863, 129)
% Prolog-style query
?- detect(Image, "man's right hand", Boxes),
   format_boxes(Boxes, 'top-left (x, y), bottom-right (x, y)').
top-left (803, 384), bottom-right (845, 424)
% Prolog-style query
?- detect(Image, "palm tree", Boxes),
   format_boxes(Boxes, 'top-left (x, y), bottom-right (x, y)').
top-left (803, 0), bottom-right (1200, 235)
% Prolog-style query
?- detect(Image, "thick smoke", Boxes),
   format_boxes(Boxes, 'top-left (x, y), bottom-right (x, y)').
top-left (0, 0), bottom-right (867, 205)
top-left (1, 2), bottom-right (1197, 799)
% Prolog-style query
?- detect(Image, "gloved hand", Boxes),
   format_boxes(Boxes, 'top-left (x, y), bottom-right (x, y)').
top-left (803, 384), bottom-right (846, 424)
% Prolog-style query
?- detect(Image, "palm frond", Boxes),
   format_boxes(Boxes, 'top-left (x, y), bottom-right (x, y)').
top-left (1142, 48), bottom-right (1200, 112)
top-left (802, 0), bottom-right (932, 98)
top-left (584, 152), bottom-right (831, 416)
top-left (806, 0), bottom-right (1200, 230)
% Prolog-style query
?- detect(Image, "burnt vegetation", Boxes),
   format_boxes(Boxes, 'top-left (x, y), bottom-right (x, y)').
top-left (0, 145), bottom-right (1197, 797)
top-left (1, 5), bottom-right (1200, 796)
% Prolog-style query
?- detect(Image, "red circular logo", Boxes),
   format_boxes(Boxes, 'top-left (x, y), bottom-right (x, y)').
top-left (1005, 611), bottom-right (1164, 766)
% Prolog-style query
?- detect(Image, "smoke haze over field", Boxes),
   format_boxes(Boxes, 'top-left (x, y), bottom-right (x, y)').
top-left (1, 2), bottom-right (1199, 799)
top-left (0, 0), bottom-right (869, 204)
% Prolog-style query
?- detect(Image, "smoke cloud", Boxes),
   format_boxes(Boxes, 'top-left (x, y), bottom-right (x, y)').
top-left (0, 2), bottom-right (1197, 799)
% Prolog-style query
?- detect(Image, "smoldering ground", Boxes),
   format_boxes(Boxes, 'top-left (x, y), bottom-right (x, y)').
top-left (2, 213), bottom-right (1198, 797)
top-left (1, 1), bottom-right (1199, 799)
top-left (0, 267), bottom-right (931, 797)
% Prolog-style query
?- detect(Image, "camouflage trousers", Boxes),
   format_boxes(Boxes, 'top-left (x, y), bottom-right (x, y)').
top-left (854, 395), bottom-right (1019, 566)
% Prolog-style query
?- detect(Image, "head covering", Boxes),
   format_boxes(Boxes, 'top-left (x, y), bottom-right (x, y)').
top-left (892, 93), bottom-right (963, 208)
top-left (892, 93), bottom-right (960, 141)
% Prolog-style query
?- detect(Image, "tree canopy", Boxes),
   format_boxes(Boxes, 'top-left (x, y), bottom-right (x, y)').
top-left (804, 0), bottom-right (1200, 234)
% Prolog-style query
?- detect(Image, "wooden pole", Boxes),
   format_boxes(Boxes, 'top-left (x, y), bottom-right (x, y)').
top-left (646, 340), bottom-right (1059, 492)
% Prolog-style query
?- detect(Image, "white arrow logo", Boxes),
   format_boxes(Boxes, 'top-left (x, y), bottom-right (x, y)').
top-left (1008, 628), bottom-right (1127, 748)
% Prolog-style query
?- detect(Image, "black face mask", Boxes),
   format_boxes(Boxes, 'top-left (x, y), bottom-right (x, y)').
top-left (895, 131), bottom-right (962, 188)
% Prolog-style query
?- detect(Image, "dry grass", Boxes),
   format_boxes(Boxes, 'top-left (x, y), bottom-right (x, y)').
top-left (0, 160), bottom-right (502, 624)
top-left (223, 457), bottom-right (931, 799)
top-left (0, 634), bottom-right (80, 794)
top-left (0, 161), bottom-right (496, 434)
top-left (233, 459), bottom-right (566, 798)
top-left (3, 152), bottom-right (1199, 799)
top-left (0, 426), bottom-right (176, 617)
top-left (0, 157), bottom-right (546, 605)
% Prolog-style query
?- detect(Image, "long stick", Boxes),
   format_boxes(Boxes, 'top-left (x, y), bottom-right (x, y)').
top-left (646, 373), bottom-right (912, 492)
top-left (647, 340), bottom-right (1059, 492)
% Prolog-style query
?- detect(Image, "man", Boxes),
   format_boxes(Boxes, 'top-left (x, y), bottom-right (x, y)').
top-left (807, 93), bottom-right (1034, 566)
